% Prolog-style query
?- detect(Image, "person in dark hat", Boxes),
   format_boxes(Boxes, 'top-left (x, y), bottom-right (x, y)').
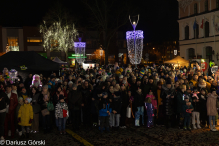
top-left (111, 91), bottom-right (122, 130)
top-left (133, 87), bottom-right (144, 127)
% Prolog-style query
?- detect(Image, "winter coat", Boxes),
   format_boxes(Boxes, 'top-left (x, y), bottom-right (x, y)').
top-left (0, 91), bottom-right (10, 112)
top-left (161, 84), bottom-right (175, 115)
top-left (7, 92), bottom-right (18, 114)
top-left (15, 103), bottom-right (22, 119)
top-left (182, 104), bottom-right (193, 117)
top-left (121, 91), bottom-right (129, 108)
top-left (206, 93), bottom-right (218, 116)
top-left (146, 94), bottom-right (157, 110)
top-left (134, 92), bottom-right (144, 108)
top-left (189, 79), bottom-right (198, 87)
top-left (198, 93), bottom-right (207, 113)
top-left (175, 90), bottom-right (190, 114)
top-left (18, 103), bottom-right (33, 126)
top-left (145, 102), bottom-right (154, 116)
top-left (111, 96), bottom-right (122, 114)
top-left (38, 92), bottom-right (50, 111)
top-left (191, 93), bottom-right (201, 112)
top-left (99, 98), bottom-right (112, 117)
top-left (55, 102), bottom-right (69, 119)
top-left (68, 90), bottom-right (82, 110)
top-left (32, 93), bottom-right (41, 114)
top-left (81, 84), bottom-right (93, 108)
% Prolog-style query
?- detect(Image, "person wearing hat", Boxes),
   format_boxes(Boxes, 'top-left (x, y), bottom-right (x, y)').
top-left (55, 95), bottom-right (69, 135)
top-left (111, 91), bottom-right (122, 130)
top-left (98, 92), bottom-right (111, 133)
top-left (68, 84), bottom-right (82, 131)
top-left (161, 78), bottom-right (176, 128)
top-left (18, 97), bottom-right (33, 138)
top-left (139, 69), bottom-right (145, 79)
top-left (118, 75), bottom-right (123, 86)
top-left (133, 87), bottom-right (144, 127)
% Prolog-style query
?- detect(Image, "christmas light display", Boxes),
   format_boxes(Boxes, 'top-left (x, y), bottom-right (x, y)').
top-left (126, 15), bottom-right (144, 67)
top-left (9, 69), bottom-right (18, 83)
top-left (74, 38), bottom-right (86, 64)
top-left (40, 21), bottom-right (78, 60)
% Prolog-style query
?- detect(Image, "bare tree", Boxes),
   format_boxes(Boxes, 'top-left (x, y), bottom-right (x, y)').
top-left (83, 0), bottom-right (133, 65)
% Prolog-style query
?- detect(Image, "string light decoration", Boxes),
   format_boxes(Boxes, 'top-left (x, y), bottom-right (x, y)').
top-left (10, 42), bottom-right (19, 51)
top-left (74, 38), bottom-right (86, 64)
top-left (40, 21), bottom-right (78, 61)
top-left (126, 15), bottom-right (144, 68)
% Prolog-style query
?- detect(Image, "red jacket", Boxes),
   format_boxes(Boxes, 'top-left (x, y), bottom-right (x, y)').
top-left (9, 92), bottom-right (18, 114)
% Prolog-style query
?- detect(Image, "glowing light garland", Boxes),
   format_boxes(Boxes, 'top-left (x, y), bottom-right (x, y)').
top-left (126, 30), bottom-right (144, 65)
top-left (74, 42), bottom-right (86, 63)
top-left (40, 21), bottom-right (78, 58)
top-left (126, 15), bottom-right (144, 66)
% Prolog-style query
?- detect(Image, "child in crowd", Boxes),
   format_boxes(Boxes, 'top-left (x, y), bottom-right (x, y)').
top-left (18, 97), bottom-right (33, 138)
top-left (55, 95), bottom-right (69, 135)
top-left (206, 88), bottom-right (218, 131)
top-left (145, 97), bottom-right (154, 128)
top-left (191, 88), bottom-right (201, 129)
top-left (98, 92), bottom-right (111, 133)
top-left (182, 99), bottom-right (193, 130)
top-left (146, 90), bottom-right (157, 126)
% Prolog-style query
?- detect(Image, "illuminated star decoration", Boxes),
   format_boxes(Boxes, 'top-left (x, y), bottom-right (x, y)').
top-left (126, 30), bottom-right (144, 65)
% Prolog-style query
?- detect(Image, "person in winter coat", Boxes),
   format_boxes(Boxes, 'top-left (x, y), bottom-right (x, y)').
top-left (145, 97), bottom-right (154, 128)
top-left (30, 87), bottom-right (40, 133)
top-left (0, 89), bottom-right (10, 141)
top-left (111, 91), bottom-right (122, 130)
top-left (198, 88), bottom-right (208, 127)
top-left (161, 78), bottom-right (175, 128)
top-left (18, 98), bottom-right (33, 138)
top-left (55, 95), bottom-right (69, 135)
top-left (189, 74), bottom-right (198, 87)
top-left (142, 76), bottom-right (157, 98)
top-left (182, 100), bottom-right (193, 130)
top-left (15, 97), bottom-right (23, 137)
top-left (134, 87), bottom-right (144, 127)
top-left (4, 85), bottom-right (18, 139)
top-left (38, 85), bottom-right (50, 134)
top-left (191, 88), bottom-right (201, 129)
top-left (98, 92), bottom-right (111, 133)
top-left (81, 80), bottom-right (93, 128)
top-left (206, 88), bottom-right (218, 131)
top-left (68, 84), bottom-right (82, 131)
top-left (175, 84), bottom-right (190, 128)
top-left (146, 90), bottom-right (157, 126)
top-left (120, 84), bottom-right (129, 128)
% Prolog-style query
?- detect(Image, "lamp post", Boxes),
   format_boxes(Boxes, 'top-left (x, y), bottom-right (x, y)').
top-left (126, 15), bottom-right (144, 69)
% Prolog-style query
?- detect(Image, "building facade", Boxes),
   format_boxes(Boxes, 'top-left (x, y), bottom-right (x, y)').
top-left (178, 0), bottom-right (219, 65)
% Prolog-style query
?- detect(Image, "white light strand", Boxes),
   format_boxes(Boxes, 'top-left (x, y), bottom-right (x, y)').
top-left (74, 42), bottom-right (86, 63)
top-left (40, 21), bottom-right (78, 53)
top-left (126, 30), bottom-right (144, 65)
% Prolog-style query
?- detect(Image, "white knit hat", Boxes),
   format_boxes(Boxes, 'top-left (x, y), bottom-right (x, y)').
top-left (68, 81), bottom-right (73, 85)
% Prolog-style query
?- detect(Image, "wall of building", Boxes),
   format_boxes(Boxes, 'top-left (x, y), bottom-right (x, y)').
top-left (0, 26), bottom-right (2, 52)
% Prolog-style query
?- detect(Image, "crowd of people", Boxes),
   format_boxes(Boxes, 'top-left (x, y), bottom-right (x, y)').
top-left (0, 62), bottom-right (219, 141)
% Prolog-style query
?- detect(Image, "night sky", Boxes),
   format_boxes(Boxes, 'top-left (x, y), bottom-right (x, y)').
top-left (0, 0), bottom-right (179, 42)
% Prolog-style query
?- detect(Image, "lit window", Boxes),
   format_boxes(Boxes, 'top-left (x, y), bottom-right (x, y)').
top-left (27, 37), bottom-right (42, 42)
top-left (8, 37), bottom-right (18, 46)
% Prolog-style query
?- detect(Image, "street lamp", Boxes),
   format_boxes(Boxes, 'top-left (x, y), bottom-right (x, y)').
top-left (74, 37), bottom-right (86, 65)
top-left (126, 14), bottom-right (144, 69)
top-left (153, 48), bottom-right (155, 50)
